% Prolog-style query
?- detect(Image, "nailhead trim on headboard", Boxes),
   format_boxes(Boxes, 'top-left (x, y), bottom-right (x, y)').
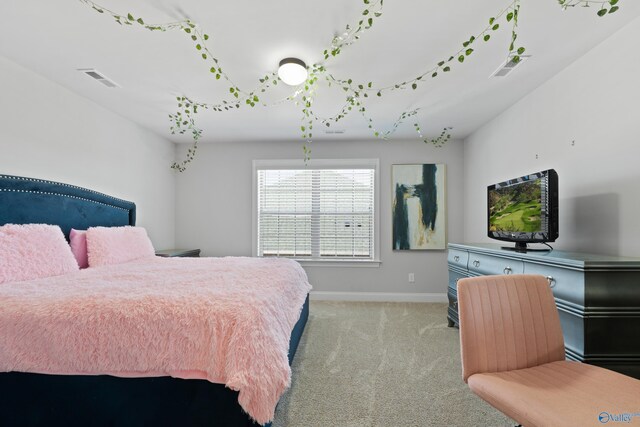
top-left (0, 175), bottom-right (131, 205)
top-left (0, 188), bottom-right (130, 211)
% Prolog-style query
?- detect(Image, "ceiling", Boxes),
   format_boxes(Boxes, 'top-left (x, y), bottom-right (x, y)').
top-left (1, 1), bottom-right (639, 144)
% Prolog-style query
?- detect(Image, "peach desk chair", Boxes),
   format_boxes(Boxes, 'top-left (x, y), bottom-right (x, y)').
top-left (457, 274), bottom-right (640, 427)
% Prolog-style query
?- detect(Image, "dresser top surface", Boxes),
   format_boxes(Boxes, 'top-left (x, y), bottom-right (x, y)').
top-left (449, 243), bottom-right (640, 269)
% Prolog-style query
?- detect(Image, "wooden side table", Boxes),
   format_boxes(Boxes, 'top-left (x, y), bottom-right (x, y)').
top-left (155, 249), bottom-right (201, 258)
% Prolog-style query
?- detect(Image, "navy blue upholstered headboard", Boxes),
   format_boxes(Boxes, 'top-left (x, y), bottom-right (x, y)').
top-left (0, 174), bottom-right (135, 239)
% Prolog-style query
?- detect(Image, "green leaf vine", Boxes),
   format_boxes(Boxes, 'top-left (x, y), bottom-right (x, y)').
top-left (168, 96), bottom-right (202, 172)
top-left (80, 0), bottom-right (623, 171)
top-left (558, 0), bottom-right (620, 16)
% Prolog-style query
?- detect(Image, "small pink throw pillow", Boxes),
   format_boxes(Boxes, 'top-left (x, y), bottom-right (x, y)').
top-left (0, 224), bottom-right (80, 284)
top-left (69, 228), bottom-right (88, 269)
top-left (86, 226), bottom-right (155, 267)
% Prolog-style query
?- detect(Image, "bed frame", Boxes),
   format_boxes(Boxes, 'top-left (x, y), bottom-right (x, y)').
top-left (0, 174), bottom-right (309, 427)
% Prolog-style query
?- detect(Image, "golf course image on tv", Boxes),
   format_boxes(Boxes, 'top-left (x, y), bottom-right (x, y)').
top-left (488, 180), bottom-right (542, 233)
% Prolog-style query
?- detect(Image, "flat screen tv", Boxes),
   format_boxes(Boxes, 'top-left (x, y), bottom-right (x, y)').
top-left (487, 169), bottom-right (558, 252)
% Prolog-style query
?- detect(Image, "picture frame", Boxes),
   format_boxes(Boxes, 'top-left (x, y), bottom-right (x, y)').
top-left (392, 163), bottom-right (446, 250)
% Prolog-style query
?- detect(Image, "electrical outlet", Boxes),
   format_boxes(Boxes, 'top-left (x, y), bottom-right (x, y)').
top-left (408, 273), bottom-right (415, 283)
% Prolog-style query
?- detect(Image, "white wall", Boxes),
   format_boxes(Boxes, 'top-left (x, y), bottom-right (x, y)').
top-left (0, 55), bottom-right (176, 249)
top-left (175, 138), bottom-right (465, 299)
top-left (463, 16), bottom-right (640, 258)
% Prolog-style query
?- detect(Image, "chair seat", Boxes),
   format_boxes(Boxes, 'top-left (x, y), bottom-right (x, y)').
top-left (468, 360), bottom-right (640, 427)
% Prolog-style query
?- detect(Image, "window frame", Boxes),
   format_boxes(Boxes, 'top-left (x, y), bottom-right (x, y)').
top-left (252, 158), bottom-right (381, 267)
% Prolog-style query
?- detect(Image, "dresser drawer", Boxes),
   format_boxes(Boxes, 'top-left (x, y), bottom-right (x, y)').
top-left (447, 287), bottom-right (459, 327)
top-left (448, 248), bottom-right (469, 269)
top-left (523, 262), bottom-right (585, 306)
top-left (448, 269), bottom-right (468, 292)
top-left (468, 253), bottom-right (524, 276)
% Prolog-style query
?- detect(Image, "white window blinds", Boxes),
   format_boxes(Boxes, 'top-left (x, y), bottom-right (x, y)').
top-left (257, 168), bottom-right (375, 260)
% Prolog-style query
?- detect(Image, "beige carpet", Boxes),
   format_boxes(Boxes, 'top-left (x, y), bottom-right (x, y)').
top-left (272, 301), bottom-right (513, 427)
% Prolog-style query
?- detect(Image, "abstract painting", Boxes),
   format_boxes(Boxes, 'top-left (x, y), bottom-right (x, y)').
top-left (392, 164), bottom-right (446, 250)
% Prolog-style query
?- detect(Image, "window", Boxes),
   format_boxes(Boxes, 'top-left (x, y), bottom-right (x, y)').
top-left (253, 159), bottom-right (379, 264)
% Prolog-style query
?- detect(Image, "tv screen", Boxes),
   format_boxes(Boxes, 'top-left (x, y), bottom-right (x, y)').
top-left (487, 169), bottom-right (558, 251)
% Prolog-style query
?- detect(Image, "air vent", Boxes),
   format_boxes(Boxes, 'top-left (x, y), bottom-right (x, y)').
top-left (491, 55), bottom-right (531, 78)
top-left (77, 68), bottom-right (119, 88)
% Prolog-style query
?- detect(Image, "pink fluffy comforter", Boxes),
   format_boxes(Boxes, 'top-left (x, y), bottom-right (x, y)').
top-left (0, 256), bottom-right (311, 424)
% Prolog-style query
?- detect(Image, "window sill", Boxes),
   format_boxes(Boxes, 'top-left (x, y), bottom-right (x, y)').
top-left (294, 259), bottom-right (381, 268)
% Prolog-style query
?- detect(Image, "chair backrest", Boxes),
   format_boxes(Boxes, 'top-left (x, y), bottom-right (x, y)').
top-left (458, 274), bottom-right (565, 382)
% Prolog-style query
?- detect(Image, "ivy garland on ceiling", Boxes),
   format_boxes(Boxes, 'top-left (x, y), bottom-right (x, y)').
top-left (80, 0), bottom-right (621, 172)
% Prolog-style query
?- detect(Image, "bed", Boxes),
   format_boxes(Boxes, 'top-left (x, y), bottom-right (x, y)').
top-left (0, 174), bottom-right (310, 427)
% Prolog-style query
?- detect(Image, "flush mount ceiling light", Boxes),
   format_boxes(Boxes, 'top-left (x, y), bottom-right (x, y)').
top-left (277, 58), bottom-right (308, 86)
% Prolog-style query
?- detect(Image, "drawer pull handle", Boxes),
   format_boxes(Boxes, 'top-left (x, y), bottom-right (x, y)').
top-left (473, 260), bottom-right (480, 267)
top-left (454, 255), bottom-right (460, 262)
top-left (546, 276), bottom-right (556, 288)
top-left (503, 266), bottom-right (512, 275)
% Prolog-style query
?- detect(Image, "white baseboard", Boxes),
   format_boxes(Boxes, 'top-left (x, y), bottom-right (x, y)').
top-left (310, 291), bottom-right (448, 303)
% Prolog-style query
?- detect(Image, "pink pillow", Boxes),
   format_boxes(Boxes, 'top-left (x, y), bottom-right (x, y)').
top-left (0, 224), bottom-right (80, 284)
top-left (69, 228), bottom-right (88, 269)
top-left (86, 226), bottom-right (155, 267)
